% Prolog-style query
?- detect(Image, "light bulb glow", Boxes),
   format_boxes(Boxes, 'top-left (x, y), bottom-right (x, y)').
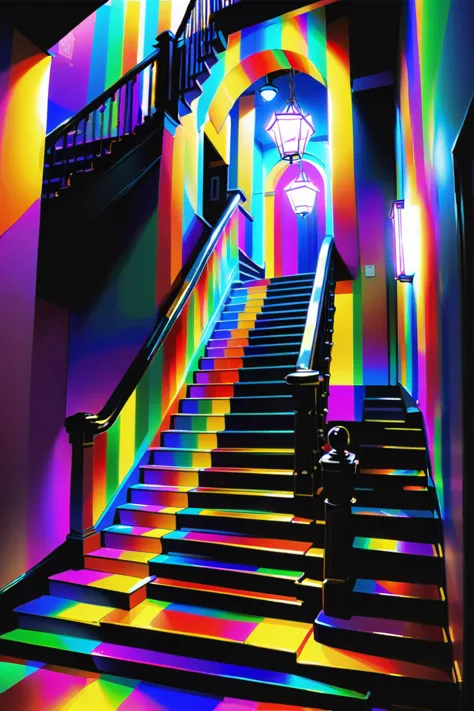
top-left (390, 199), bottom-right (415, 282)
top-left (259, 83), bottom-right (278, 102)
top-left (285, 169), bottom-right (319, 217)
top-left (265, 103), bottom-right (315, 162)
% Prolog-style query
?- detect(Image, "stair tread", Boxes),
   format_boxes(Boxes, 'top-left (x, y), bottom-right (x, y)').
top-left (353, 507), bottom-right (438, 519)
top-left (316, 612), bottom-right (447, 642)
top-left (101, 598), bottom-right (314, 652)
top-left (149, 447), bottom-right (293, 454)
top-left (16, 595), bottom-right (115, 623)
top-left (298, 635), bottom-right (453, 683)
top-left (359, 468), bottom-right (425, 476)
top-left (86, 547), bottom-right (157, 564)
top-left (49, 568), bottom-right (152, 593)
top-left (181, 508), bottom-right (313, 524)
top-left (104, 524), bottom-right (173, 537)
top-left (141, 464), bottom-right (293, 474)
top-left (192, 487), bottom-right (293, 497)
top-left (131, 484), bottom-right (194, 492)
top-left (163, 429), bottom-right (294, 435)
top-left (360, 444), bottom-right (426, 450)
top-left (0, 628), bottom-right (369, 704)
top-left (353, 579), bottom-right (444, 601)
top-left (150, 577), bottom-right (304, 604)
top-left (119, 503), bottom-right (184, 514)
top-left (164, 530), bottom-right (315, 554)
top-left (153, 553), bottom-right (305, 579)
top-left (354, 537), bottom-right (440, 557)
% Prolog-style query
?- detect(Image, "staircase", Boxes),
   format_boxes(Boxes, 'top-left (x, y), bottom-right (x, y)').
top-left (0, 275), bottom-right (457, 709)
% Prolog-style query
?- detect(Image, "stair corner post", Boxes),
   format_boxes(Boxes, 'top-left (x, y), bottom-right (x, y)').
top-left (154, 30), bottom-right (180, 128)
top-left (320, 425), bottom-right (357, 620)
top-left (285, 369), bottom-right (324, 498)
top-left (65, 413), bottom-right (101, 559)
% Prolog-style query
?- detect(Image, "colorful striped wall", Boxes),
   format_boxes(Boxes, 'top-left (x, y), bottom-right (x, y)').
top-left (0, 22), bottom-right (51, 589)
top-left (47, 0), bottom-right (188, 132)
top-left (85, 205), bottom-right (245, 525)
top-left (396, 0), bottom-right (472, 677)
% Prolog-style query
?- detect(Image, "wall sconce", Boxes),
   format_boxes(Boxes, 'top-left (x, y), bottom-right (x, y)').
top-left (390, 199), bottom-right (414, 283)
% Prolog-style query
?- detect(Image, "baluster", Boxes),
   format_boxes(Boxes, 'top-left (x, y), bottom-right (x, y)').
top-left (148, 62), bottom-right (154, 116)
top-left (99, 103), bottom-right (106, 159)
top-left (117, 88), bottom-right (122, 139)
top-left (130, 78), bottom-right (136, 134)
top-left (320, 426), bottom-right (357, 619)
top-left (62, 133), bottom-right (67, 190)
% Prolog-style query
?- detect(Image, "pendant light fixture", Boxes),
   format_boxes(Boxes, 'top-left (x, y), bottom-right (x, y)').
top-left (285, 161), bottom-right (319, 218)
top-left (264, 69), bottom-right (315, 163)
top-left (259, 75), bottom-right (278, 102)
top-left (389, 199), bottom-right (415, 282)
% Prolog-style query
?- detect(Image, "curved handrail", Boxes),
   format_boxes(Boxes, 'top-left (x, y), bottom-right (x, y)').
top-left (46, 48), bottom-right (160, 149)
top-left (296, 235), bottom-right (335, 372)
top-left (65, 189), bottom-right (246, 439)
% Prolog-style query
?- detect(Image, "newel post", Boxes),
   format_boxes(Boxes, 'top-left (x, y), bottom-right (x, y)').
top-left (154, 30), bottom-right (180, 126)
top-left (285, 370), bottom-right (324, 497)
top-left (320, 426), bottom-right (357, 619)
top-left (65, 413), bottom-right (100, 557)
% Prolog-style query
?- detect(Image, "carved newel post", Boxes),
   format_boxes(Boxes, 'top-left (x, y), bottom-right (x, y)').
top-left (320, 425), bottom-right (357, 619)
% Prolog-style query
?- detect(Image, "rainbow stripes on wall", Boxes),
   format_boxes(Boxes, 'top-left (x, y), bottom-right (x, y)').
top-left (88, 205), bottom-right (247, 525)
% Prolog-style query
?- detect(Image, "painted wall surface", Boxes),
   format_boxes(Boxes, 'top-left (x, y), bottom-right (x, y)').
top-left (46, 0), bottom-right (188, 132)
top-left (396, 0), bottom-right (473, 677)
top-left (0, 22), bottom-right (51, 589)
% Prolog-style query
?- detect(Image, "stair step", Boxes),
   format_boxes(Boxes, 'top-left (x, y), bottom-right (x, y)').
top-left (148, 576), bottom-right (308, 621)
top-left (149, 446), bottom-right (294, 470)
top-left (179, 394), bottom-right (293, 414)
top-left (205, 341), bottom-right (302, 357)
top-left (100, 598), bottom-right (314, 669)
top-left (84, 546), bottom-right (157, 577)
top-left (352, 579), bottom-right (447, 624)
top-left (354, 485), bottom-right (435, 510)
top-left (352, 506), bottom-right (440, 542)
top-left (314, 611), bottom-right (450, 667)
top-left (140, 465), bottom-right (201, 487)
top-left (198, 466), bottom-right (294, 491)
top-left (149, 553), bottom-right (304, 596)
top-left (48, 568), bottom-right (152, 609)
top-left (200, 352), bottom-right (299, 370)
top-left (15, 596), bottom-right (114, 640)
top-left (161, 429), bottom-right (294, 449)
top-left (297, 634), bottom-right (455, 709)
top-left (358, 444), bottom-right (427, 469)
top-left (220, 308), bottom-right (308, 321)
top-left (172, 412), bottom-right (294, 432)
top-left (177, 507), bottom-right (321, 541)
top-left (0, 628), bottom-right (371, 710)
top-left (194, 364), bottom-right (296, 384)
top-left (118, 502), bottom-right (183, 528)
top-left (357, 426), bottom-right (425, 447)
top-left (130, 483), bottom-right (192, 507)
top-left (161, 530), bottom-right (322, 577)
top-left (212, 324), bottom-right (305, 340)
top-left (224, 300), bottom-right (309, 314)
top-left (208, 332), bottom-right (303, 349)
top-left (353, 537), bottom-right (443, 584)
top-left (187, 485), bottom-right (298, 513)
top-left (357, 468), bottom-right (427, 489)
top-left (188, 381), bottom-right (291, 399)
top-left (102, 524), bottom-right (172, 554)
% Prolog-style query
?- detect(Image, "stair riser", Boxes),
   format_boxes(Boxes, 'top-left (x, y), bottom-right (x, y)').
top-left (172, 413), bottom-right (294, 431)
top-left (363, 408), bottom-right (406, 421)
top-left (84, 555), bottom-right (150, 578)
top-left (147, 582), bottom-right (308, 621)
top-left (162, 539), bottom-right (322, 577)
top-left (198, 470), bottom-right (294, 491)
top-left (103, 531), bottom-right (165, 554)
top-left (17, 614), bottom-right (102, 641)
top-left (48, 580), bottom-right (146, 610)
top-left (356, 472), bottom-right (427, 490)
top-left (208, 333), bottom-right (303, 349)
top-left (353, 551), bottom-right (442, 585)
top-left (352, 592), bottom-right (447, 626)
top-left (357, 429), bottom-right (425, 447)
top-left (358, 447), bottom-right (427, 469)
top-left (179, 395), bottom-right (292, 414)
top-left (314, 623), bottom-right (450, 670)
top-left (187, 491), bottom-right (296, 514)
top-left (187, 383), bottom-right (291, 398)
top-left (212, 325), bottom-right (305, 340)
top-left (220, 309), bottom-right (307, 322)
top-left (161, 431), bottom-right (294, 449)
top-left (130, 489), bottom-right (189, 508)
top-left (353, 516), bottom-right (441, 543)
top-left (177, 512), bottom-right (324, 543)
top-left (194, 367), bottom-right (295, 384)
top-left (355, 488), bottom-right (435, 510)
top-left (141, 468), bottom-right (200, 487)
top-left (205, 342), bottom-right (301, 357)
top-left (149, 559), bottom-right (301, 596)
top-left (210, 450), bottom-right (294, 469)
top-left (224, 300), bottom-right (309, 314)
top-left (119, 508), bottom-right (178, 529)
top-left (199, 354), bottom-right (298, 369)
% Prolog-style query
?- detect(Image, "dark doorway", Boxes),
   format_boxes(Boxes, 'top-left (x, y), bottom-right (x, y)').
top-left (203, 135), bottom-right (228, 226)
top-left (453, 94), bottom-right (474, 711)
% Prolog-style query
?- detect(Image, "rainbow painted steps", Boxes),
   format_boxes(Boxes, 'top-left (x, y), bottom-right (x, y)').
top-left (0, 633), bottom-right (371, 711)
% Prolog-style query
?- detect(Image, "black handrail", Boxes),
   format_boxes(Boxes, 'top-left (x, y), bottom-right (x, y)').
top-left (285, 235), bottom-right (337, 496)
top-left (65, 189), bottom-right (246, 439)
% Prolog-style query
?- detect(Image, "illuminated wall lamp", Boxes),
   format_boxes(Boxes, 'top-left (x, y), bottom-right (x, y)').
top-left (390, 199), bottom-right (414, 283)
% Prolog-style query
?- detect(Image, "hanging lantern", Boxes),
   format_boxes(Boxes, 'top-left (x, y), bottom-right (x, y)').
top-left (265, 69), bottom-right (315, 163)
top-left (259, 75), bottom-right (278, 102)
top-left (389, 199), bottom-right (414, 282)
top-left (285, 163), bottom-right (319, 218)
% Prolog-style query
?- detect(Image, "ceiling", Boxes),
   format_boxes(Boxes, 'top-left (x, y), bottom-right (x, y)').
top-left (247, 72), bottom-right (329, 148)
top-left (0, 0), bottom-right (107, 52)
